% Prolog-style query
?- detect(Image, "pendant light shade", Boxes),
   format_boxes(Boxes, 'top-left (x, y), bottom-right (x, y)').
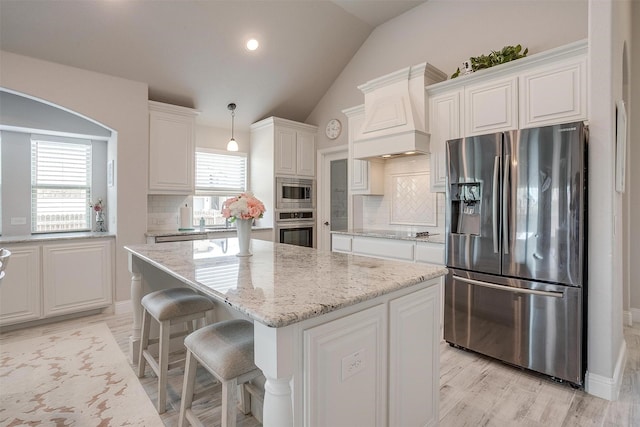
top-left (226, 103), bottom-right (239, 152)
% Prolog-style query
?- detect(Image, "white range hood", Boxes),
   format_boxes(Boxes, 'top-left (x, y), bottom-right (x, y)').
top-left (353, 62), bottom-right (446, 160)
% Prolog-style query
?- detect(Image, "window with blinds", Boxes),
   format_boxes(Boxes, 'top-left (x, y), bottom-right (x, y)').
top-left (193, 150), bottom-right (247, 227)
top-left (195, 149), bottom-right (246, 193)
top-left (31, 138), bottom-right (92, 233)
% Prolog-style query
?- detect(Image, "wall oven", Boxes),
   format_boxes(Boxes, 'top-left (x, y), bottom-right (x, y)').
top-left (276, 177), bottom-right (314, 209)
top-left (275, 210), bottom-right (315, 248)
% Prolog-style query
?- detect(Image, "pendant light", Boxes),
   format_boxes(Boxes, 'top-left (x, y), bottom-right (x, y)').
top-left (226, 103), bottom-right (239, 152)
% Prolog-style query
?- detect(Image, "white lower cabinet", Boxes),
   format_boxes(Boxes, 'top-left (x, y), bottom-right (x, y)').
top-left (351, 236), bottom-right (414, 261)
top-left (42, 240), bottom-right (113, 317)
top-left (331, 234), bottom-right (352, 253)
top-left (389, 286), bottom-right (439, 427)
top-left (0, 245), bottom-right (41, 325)
top-left (332, 234), bottom-right (444, 266)
top-left (0, 239), bottom-right (114, 326)
top-left (303, 282), bottom-right (440, 427)
top-left (415, 241), bottom-right (445, 265)
top-left (304, 304), bottom-right (387, 427)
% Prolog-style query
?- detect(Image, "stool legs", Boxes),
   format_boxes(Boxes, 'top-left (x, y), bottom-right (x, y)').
top-left (157, 320), bottom-right (171, 414)
top-left (179, 350), bottom-right (246, 427)
top-left (222, 378), bottom-right (239, 427)
top-left (138, 310), bottom-right (207, 414)
top-left (178, 350), bottom-right (198, 427)
top-left (137, 309), bottom-right (151, 378)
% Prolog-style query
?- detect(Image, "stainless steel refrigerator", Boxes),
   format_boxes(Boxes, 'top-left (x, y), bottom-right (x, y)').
top-left (444, 121), bottom-right (587, 386)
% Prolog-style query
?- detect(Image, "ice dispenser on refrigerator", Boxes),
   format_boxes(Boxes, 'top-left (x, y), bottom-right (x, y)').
top-left (449, 183), bottom-right (481, 235)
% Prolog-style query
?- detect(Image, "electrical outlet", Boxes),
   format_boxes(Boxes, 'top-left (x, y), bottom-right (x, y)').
top-left (341, 348), bottom-right (366, 381)
top-left (10, 217), bottom-right (27, 225)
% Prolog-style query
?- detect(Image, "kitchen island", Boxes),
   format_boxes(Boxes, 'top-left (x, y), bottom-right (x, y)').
top-left (125, 238), bottom-right (447, 427)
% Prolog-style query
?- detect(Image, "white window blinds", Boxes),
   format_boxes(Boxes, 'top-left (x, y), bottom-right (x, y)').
top-left (195, 150), bottom-right (246, 193)
top-left (31, 138), bottom-right (92, 232)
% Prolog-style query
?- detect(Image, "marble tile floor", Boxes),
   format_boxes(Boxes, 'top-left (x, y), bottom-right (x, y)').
top-left (1, 311), bottom-right (638, 426)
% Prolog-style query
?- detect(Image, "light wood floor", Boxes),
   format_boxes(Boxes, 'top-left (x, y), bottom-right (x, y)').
top-left (2, 311), bottom-right (638, 426)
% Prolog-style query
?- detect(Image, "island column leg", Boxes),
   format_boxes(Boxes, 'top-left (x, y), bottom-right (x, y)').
top-left (253, 322), bottom-right (295, 427)
top-left (128, 254), bottom-right (143, 364)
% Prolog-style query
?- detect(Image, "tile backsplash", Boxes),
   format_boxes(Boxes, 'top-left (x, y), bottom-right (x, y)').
top-left (147, 195), bottom-right (190, 231)
top-left (356, 154), bottom-right (445, 233)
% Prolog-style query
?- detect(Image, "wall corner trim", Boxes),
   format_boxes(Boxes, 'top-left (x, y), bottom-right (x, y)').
top-left (585, 339), bottom-right (627, 401)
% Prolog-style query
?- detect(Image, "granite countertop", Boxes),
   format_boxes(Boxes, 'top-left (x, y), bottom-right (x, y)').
top-left (125, 238), bottom-right (447, 328)
top-left (145, 226), bottom-right (271, 238)
top-left (0, 232), bottom-right (115, 245)
top-left (331, 229), bottom-right (445, 244)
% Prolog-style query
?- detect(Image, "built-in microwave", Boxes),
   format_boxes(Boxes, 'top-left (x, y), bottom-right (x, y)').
top-left (276, 177), bottom-right (314, 209)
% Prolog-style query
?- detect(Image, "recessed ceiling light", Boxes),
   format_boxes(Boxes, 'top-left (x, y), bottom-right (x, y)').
top-left (246, 39), bottom-right (259, 51)
top-left (404, 151), bottom-right (416, 155)
top-left (381, 154), bottom-right (392, 158)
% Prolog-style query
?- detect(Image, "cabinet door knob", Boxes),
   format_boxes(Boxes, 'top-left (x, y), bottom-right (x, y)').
top-left (323, 221), bottom-right (329, 226)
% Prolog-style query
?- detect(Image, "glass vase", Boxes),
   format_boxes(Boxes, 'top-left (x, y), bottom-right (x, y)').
top-left (95, 211), bottom-right (107, 232)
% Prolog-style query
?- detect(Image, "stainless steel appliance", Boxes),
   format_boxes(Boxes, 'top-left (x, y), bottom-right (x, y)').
top-left (276, 177), bottom-right (314, 209)
top-left (275, 210), bottom-right (315, 248)
top-left (445, 121), bottom-right (587, 386)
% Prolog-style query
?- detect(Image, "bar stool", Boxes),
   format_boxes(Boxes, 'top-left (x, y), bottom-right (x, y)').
top-left (179, 319), bottom-right (262, 427)
top-left (137, 287), bottom-right (215, 414)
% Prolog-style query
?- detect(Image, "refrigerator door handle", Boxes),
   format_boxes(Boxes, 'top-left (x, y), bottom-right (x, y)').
top-left (454, 275), bottom-right (564, 298)
top-left (502, 154), bottom-right (510, 254)
top-left (492, 156), bottom-right (500, 253)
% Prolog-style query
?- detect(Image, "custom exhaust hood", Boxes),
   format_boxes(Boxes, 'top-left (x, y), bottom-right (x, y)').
top-left (353, 62), bottom-right (447, 160)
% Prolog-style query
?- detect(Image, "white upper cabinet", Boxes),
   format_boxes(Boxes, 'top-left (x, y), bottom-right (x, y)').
top-left (428, 90), bottom-right (462, 192)
top-left (464, 76), bottom-right (518, 136)
top-left (426, 40), bottom-right (587, 193)
top-left (519, 55), bottom-right (587, 129)
top-left (148, 101), bottom-right (199, 194)
top-left (295, 130), bottom-right (316, 177)
top-left (343, 105), bottom-right (384, 195)
top-left (275, 123), bottom-right (316, 177)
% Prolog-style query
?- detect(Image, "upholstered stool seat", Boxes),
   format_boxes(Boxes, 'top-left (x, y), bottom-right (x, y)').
top-left (137, 287), bottom-right (214, 414)
top-left (179, 319), bottom-right (262, 427)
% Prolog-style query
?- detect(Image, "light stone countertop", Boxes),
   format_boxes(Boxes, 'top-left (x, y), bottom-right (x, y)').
top-left (331, 229), bottom-right (446, 244)
top-left (0, 232), bottom-right (115, 245)
top-left (125, 238), bottom-right (447, 328)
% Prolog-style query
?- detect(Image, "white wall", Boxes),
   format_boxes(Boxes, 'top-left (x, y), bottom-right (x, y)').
top-left (0, 50), bottom-right (149, 303)
top-left (0, 90), bottom-right (111, 138)
top-left (584, 0), bottom-right (632, 399)
top-left (628, 0), bottom-right (640, 321)
top-left (307, 0), bottom-right (588, 150)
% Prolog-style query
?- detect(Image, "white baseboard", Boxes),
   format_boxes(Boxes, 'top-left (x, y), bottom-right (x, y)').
top-left (623, 310), bottom-right (633, 326)
top-left (114, 299), bottom-right (133, 315)
top-left (585, 339), bottom-right (627, 401)
top-left (630, 307), bottom-right (640, 324)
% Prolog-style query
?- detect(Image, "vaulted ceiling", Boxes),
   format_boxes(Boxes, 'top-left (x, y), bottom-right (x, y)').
top-left (0, 0), bottom-right (425, 128)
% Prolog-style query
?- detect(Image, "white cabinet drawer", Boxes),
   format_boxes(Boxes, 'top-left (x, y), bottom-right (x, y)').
top-left (352, 237), bottom-right (414, 261)
top-left (332, 234), bottom-right (353, 253)
top-left (415, 242), bottom-right (445, 265)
